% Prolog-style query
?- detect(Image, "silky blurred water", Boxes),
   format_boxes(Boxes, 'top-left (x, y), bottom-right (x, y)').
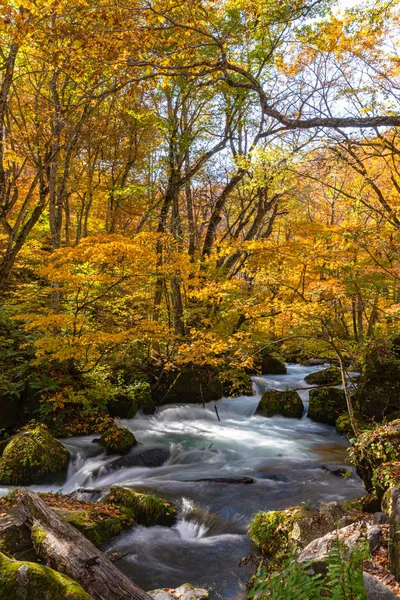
top-left (4, 364), bottom-right (363, 599)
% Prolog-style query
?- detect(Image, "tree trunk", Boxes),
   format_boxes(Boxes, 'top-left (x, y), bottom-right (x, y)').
top-left (17, 488), bottom-right (152, 600)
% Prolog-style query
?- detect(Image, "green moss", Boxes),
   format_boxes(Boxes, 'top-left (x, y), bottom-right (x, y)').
top-left (31, 524), bottom-right (46, 548)
top-left (248, 506), bottom-right (312, 559)
top-left (371, 461), bottom-right (400, 500)
top-left (101, 486), bottom-right (177, 526)
top-left (308, 387), bottom-right (347, 425)
top-left (108, 381), bottom-right (155, 418)
top-left (304, 367), bottom-right (342, 386)
top-left (55, 507), bottom-right (135, 547)
top-left (348, 420), bottom-right (400, 494)
top-left (0, 552), bottom-right (93, 599)
top-left (99, 426), bottom-right (136, 455)
top-left (257, 389), bottom-right (304, 419)
top-left (0, 424), bottom-right (69, 485)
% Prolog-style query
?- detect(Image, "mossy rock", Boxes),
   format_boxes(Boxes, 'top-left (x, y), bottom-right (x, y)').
top-left (354, 342), bottom-right (400, 420)
top-left (0, 424), bottom-right (69, 485)
top-left (308, 387), bottom-right (347, 425)
top-left (256, 389), bottom-right (304, 419)
top-left (151, 365), bottom-right (223, 405)
top-left (100, 426), bottom-right (136, 455)
top-left (221, 370), bottom-right (253, 397)
top-left (304, 367), bottom-right (342, 386)
top-left (248, 506), bottom-right (315, 559)
top-left (54, 506), bottom-right (135, 547)
top-left (108, 381), bottom-right (155, 418)
top-left (101, 486), bottom-right (177, 526)
top-left (258, 355), bottom-right (287, 375)
top-left (0, 552), bottom-right (92, 599)
top-left (348, 420), bottom-right (400, 494)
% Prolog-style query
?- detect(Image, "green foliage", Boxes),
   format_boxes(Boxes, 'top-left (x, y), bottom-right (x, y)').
top-left (220, 368), bottom-right (253, 397)
top-left (248, 538), bottom-right (369, 599)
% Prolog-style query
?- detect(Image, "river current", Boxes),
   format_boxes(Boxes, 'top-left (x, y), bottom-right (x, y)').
top-left (2, 364), bottom-right (364, 599)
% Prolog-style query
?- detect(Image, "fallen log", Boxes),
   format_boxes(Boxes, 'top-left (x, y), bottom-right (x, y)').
top-left (17, 488), bottom-right (152, 600)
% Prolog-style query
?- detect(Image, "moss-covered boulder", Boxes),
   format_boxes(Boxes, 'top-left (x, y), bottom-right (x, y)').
top-left (221, 370), bottom-right (253, 397)
top-left (308, 387), bottom-right (347, 425)
top-left (348, 420), bottom-right (400, 494)
top-left (258, 354), bottom-right (287, 375)
top-left (256, 389), bottom-right (304, 419)
top-left (108, 381), bottom-right (155, 418)
top-left (0, 424), bottom-right (69, 485)
top-left (0, 552), bottom-right (92, 599)
top-left (151, 365), bottom-right (223, 405)
top-left (248, 506), bottom-right (317, 559)
top-left (101, 486), bottom-right (177, 526)
top-left (354, 341), bottom-right (400, 421)
top-left (99, 425), bottom-right (136, 455)
top-left (304, 367), bottom-right (342, 386)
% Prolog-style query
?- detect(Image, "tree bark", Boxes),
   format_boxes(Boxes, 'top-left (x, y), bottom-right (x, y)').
top-left (17, 488), bottom-right (152, 600)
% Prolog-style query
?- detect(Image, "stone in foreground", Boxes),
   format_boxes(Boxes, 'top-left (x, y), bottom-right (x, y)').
top-left (0, 552), bottom-right (92, 599)
top-left (149, 583), bottom-right (209, 600)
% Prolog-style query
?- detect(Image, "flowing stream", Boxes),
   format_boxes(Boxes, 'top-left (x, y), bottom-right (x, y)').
top-left (4, 364), bottom-right (364, 599)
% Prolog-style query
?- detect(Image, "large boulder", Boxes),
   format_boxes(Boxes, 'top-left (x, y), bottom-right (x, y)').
top-left (256, 390), bottom-right (304, 419)
top-left (101, 486), bottom-right (177, 526)
top-left (308, 387), bottom-right (347, 425)
top-left (363, 573), bottom-right (399, 600)
top-left (0, 552), bottom-right (92, 599)
top-left (149, 584), bottom-right (209, 600)
top-left (258, 354), bottom-right (287, 375)
top-left (0, 424), bottom-right (69, 485)
top-left (354, 343), bottom-right (400, 421)
top-left (349, 421), bottom-right (400, 494)
top-left (298, 522), bottom-right (382, 570)
top-left (304, 367), bottom-right (342, 386)
top-left (99, 425), bottom-right (136, 455)
top-left (151, 366), bottom-right (223, 405)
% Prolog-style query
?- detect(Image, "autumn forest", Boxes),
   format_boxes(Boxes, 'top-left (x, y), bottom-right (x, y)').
top-left (1, 1), bottom-right (400, 599)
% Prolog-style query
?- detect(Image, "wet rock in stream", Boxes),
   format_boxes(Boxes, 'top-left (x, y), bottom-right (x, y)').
top-left (102, 447), bottom-right (171, 473)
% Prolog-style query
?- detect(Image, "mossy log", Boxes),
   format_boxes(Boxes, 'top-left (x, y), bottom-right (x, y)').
top-left (16, 488), bottom-right (152, 600)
